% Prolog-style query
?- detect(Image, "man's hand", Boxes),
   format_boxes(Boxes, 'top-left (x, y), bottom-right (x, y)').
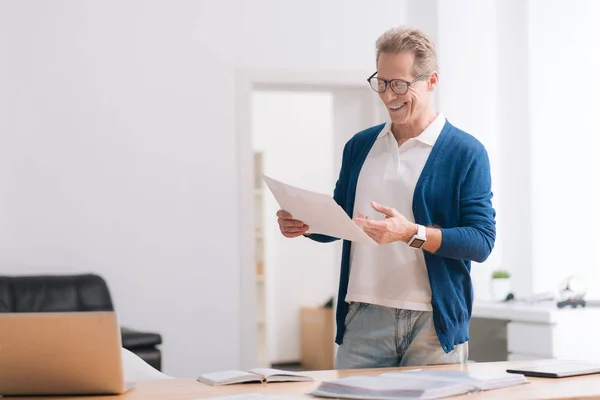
top-left (276, 210), bottom-right (310, 238)
top-left (353, 201), bottom-right (418, 244)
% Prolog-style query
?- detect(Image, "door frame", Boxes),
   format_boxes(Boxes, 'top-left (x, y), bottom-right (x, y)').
top-left (235, 68), bottom-right (381, 369)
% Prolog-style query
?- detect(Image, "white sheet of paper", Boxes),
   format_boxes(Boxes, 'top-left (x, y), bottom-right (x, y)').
top-left (263, 175), bottom-right (377, 245)
top-left (121, 347), bottom-right (172, 384)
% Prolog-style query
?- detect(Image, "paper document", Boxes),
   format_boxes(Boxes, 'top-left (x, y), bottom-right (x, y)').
top-left (262, 175), bottom-right (377, 245)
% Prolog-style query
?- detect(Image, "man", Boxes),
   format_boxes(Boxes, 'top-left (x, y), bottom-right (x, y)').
top-left (276, 27), bottom-right (496, 368)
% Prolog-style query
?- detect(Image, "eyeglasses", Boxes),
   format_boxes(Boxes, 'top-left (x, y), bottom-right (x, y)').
top-left (367, 72), bottom-right (427, 95)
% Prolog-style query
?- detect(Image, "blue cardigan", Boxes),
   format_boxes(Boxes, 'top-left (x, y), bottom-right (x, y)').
top-left (308, 119), bottom-right (496, 353)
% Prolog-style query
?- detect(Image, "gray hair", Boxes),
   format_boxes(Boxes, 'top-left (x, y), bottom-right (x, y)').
top-left (375, 27), bottom-right (439, 76)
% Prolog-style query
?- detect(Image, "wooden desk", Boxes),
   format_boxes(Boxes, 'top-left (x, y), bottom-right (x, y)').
top-left (10, 359), bottom-right (600, 400)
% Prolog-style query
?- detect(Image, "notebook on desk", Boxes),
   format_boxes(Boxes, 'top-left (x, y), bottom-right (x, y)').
top-left (506, 362), bottom-right (600, 378)
top-left (197, 368), bottom-right (314, 386)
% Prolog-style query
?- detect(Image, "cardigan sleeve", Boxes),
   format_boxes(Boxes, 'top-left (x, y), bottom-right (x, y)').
top-left (305, 140), bottom-right (353, 243)
top-left (436, 147), bottom-right (496, 262)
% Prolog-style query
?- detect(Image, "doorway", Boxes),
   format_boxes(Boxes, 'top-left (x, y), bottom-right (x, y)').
top-left (236, 69), bottom-right (385, 369)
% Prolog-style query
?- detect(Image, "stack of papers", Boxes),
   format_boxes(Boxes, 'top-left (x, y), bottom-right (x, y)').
top-left (310, 370), bottom-right (528, 399)
top-left (380, 370), bottom-right (529, 391)
top-left (311, 375), bottom-right (472, 399)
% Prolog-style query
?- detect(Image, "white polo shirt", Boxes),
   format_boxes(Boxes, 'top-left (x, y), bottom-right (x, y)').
top-left (345, 113), bottom-right (446, 311)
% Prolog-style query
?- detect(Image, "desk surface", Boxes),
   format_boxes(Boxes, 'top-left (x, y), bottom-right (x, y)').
top-left (11, 359), bottom-right (600, 400)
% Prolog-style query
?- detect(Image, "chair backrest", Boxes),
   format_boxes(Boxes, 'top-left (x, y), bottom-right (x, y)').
top-left (0, 274), bottom-right (114, 313)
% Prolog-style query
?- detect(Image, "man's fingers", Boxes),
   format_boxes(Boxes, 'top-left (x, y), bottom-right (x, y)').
top-left (282, 224), bottom-right (309, 237)
top-left (354, 218), bottom-right (385, 230)
top-left (371, 201), bottom-right (397, 217)
top-left (279, 219), bottom-right (306, 228)
top-left (276, 209), bottom-right (292, 219)
top-left (284, 223), bottom-right (309, 231)
top-left (353, 216), bottom-right (366, 225)
top-left (276, 209), bottom-right (309, 238)
top-left (284, 225), bottom-right (309, 234)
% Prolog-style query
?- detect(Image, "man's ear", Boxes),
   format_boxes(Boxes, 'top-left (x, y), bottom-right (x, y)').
top-left (428, 71), bottom-right (439, 91)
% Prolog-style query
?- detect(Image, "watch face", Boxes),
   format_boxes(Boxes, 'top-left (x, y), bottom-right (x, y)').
top-left (410, 239), bottom-right (425, 248)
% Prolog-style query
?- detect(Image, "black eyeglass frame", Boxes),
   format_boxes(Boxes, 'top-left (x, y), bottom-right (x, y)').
top-left (367, 72), bottom-right (427, 95)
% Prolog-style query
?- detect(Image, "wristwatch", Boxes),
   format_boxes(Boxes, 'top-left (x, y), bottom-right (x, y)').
top-left (408, 224), bottom-right (427, 249)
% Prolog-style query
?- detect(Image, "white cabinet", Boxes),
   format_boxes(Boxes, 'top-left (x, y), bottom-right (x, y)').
top-left (473, 301), bottom-right (600, 362)
top-left (506, 321), bottom-right (553, 357)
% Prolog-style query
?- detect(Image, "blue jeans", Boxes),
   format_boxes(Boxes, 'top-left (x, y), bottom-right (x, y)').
top-left (335, 302), bottom-right (468, 369)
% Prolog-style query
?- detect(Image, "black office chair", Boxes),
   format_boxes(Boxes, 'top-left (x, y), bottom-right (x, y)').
top-left (0, 273), bottom-right (163, 371)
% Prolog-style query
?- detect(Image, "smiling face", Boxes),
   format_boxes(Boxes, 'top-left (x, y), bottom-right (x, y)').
top-left (376, 51), bottom-right (438, 127)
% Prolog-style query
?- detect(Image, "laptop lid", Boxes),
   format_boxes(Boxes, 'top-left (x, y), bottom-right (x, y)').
top-left (506, 362), bottom-right (600, 378)
top-left (0, 311), bottom-right (126, 395)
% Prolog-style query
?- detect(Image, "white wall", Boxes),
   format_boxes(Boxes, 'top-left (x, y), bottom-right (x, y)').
top-left (0, 0), bottom-right (408, 377)
top-left (528, 0), bottom-right (600, 296)
top-left (0, 0), bottom-right (242, 378)
top-left (237, 0), bottom-right (408, 71)
top-left (436, 0), bottom-right (502, 300)
top-left (495, 0), bottom-right (534, 298)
